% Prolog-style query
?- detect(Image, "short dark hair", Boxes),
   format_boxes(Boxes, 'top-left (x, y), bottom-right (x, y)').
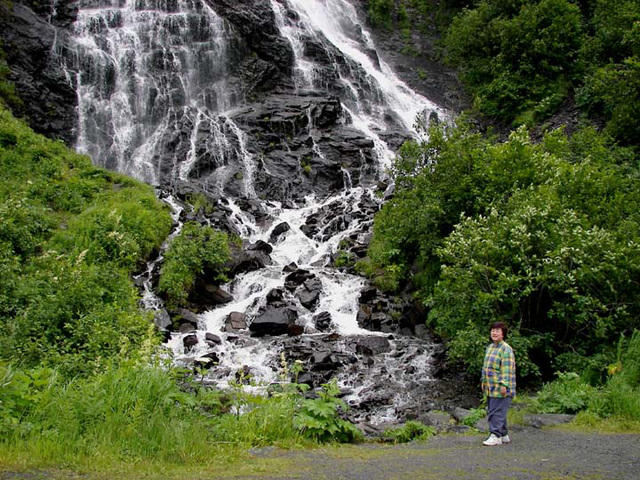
top-left (490, 322), bottom-right (509, 339)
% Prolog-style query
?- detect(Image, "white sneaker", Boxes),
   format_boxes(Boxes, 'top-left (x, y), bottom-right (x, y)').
top-left (501, 435), bottom-right (511, 443)
top-left (483, 434), bottom-right (503, 446)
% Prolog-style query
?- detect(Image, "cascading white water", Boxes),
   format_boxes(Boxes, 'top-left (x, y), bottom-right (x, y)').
top-left (274, 0), bottom-right (447, 134)
top-left (69, 0), bottom-right (448, 423)
top-left (70, 0), bottom-right (242, 183)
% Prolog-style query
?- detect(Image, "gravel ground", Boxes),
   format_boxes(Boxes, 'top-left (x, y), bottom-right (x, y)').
top-left (241, 428), bottom-right (640, 480)
top-left (2, 428), bottom-right (639, 479)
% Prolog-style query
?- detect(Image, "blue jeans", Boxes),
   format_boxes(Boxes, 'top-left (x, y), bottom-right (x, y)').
top-left (487, 396), bottom-right (512, 437)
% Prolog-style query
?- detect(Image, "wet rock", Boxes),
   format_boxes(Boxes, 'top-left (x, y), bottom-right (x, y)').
top-left (310, 351), bottom-right (342, 371)
top-left (266, 287), bottom-right (286, 305)
top-left (358, 287), bottom-right (378, 304)
top-left (249, 306), bottom-right (298, 336)
top-left (268, 222), bottom-right (291, 243)
top-left (178, 322), bottom-right (197, 334)
top-left (225, 312), bottom-right (248, 331)
top-left (283, 262), bottom-right (298, 272)
top-left (195, 352), bottom-right (220, 369)
top-left (205, 333), bottom-right (222, 346)
top-left (154, 308), bottom-right (172, 331)
top-left (247, 239), bottom-right (273, 254)
top-left (183, 334), bottom-right (199, 352)
top-left (224, 243), bottom-right (273, 277)
top-left (284, 268), bottom-right (314, 290)
top-left (296, 277), bottom-right (323, 310)
top-left (205, 285), bottom-right (234, 305)
top-left (313, 311), bottom-right (332, 331)
top-left (354, 336), bottom-right (392, 356)
top-left (0, 2), bottom-right (77, 144)
top-left (174, 308), bottom-right (200, 330)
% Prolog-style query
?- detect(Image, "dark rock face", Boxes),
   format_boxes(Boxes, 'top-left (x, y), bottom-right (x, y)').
top-left (249, 305), bottom-right (298, 336)
top-left (0, 1), bottom-right (77, 143)
top-left (225, 312), bottom-right (248, 331)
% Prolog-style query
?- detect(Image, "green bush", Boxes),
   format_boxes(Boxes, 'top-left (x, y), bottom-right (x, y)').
top-left (534, 332), bottom-right (640, 421)
top-left (368, 0), bottom-right (396, 27)
top-left (368, 120), bottom-right (640, 380)
top-left (158, 222), bottom-right (230, 307)
top-left (533, 372), bottom-right (597, 414)
top-left (1, 364), bottom-right (229, 462)
top-left (444, 0), bottom-right (583, 123)
top-left (383, 420), bottom-right (435, 443)
top-left (0, 104), bottom-right (173, 376)
top-left (294, 379), bottom-right (362, 443)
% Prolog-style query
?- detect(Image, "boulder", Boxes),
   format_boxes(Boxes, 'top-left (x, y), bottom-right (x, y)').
top-left (313, 311), bottom-right (332, 331)
top-left (266, 287), bottom-right (286, 305)
top-left (355, 336), bottom-right (391, 356)
top-left (296, 277), bottom-right (323, 310)
top-left (249, 306), bottom-right (298, 336)
top-left (268, 221), bottom-right (291, 243)
top-left (225, 312), bottom-right (248, 331)
top-left (284, 269), bottom-right (314, 290)
top-left (247, 239), bottom-right (273, 254)
top-left (205, 333), bottom-right (222, 346)
top-left (194, 352), bottom-right (220, 369)
top-left (204, 285), bottom-right (234, 305)
top-left (183, 334), bottom-right (199, 352)
top-left (154, 308), bottom-right (172, 331)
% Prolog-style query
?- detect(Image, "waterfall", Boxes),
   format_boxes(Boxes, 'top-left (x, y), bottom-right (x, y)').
top-left (69, 0), bottom-right (241, 183)
top-left (67, 0), bottom-right (449, 425)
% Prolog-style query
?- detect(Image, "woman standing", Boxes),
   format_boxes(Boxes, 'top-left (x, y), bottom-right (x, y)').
top-left (481, 322), bottom-right (516, 446)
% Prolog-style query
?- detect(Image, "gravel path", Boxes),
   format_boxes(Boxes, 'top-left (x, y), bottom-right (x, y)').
top-left (242, 428), bottom-right (640, 480)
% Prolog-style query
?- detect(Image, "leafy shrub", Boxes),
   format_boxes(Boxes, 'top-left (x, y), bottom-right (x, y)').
top-left (158, 222), bottom-right (230, 306)
top-left (460, 407), bottom-right (486, 427)
top-left (369, 120), bottom-right (640, 380)
top-left (368, 0), bottom-right (396, 27)
top-left (444, 0), bottom-right (584, 123)
top-left (0, 104), bottom-right (173, 377)
top-left (3, 365), bottom-right (229, 462)
top-left (294, 380), bottom-right (362, 443)
top-left (383, 421), bottom-right (435, 443)
top-left (533, 372), bottom-right (597, 414)
top-left (578, 57), bottom-right (640, 145)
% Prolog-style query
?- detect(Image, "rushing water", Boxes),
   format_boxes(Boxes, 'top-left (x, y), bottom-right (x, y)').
top-left (67, 0), bottom-right (448, 424)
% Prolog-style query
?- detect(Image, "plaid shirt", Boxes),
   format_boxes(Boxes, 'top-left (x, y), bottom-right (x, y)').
top-left (481, 341), bottom-right (516, 398)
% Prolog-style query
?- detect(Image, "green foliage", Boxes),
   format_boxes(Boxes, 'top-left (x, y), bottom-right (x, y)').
top-left (334, 249), bottom-right (356, 269)
top-left (1, 364), bottom-right (232, 462)
top-left (444, 0), bottom-right (583, 123)
top-left (460, 407), bottom-right (486, 427)
top-left (383, 421), bottom-right (435, 443)
top-left (294, 379), bottom-right (362, 443)
top-left (368, 0), bottom-right (396, 27)
top-left (369, 120), bottom-right (640, 380)
top-left (578, 56), bottom-right (640, 145)
top-left (533, 332), bottom-right (640, 421)
top-left (532, 372), bottom-right (597, 414)
top-left (158, 222), bottom-right (230, 307)
top-left (0, 104), bottom-right (173, 376)
top-left (0, 51), bottom-right (22, 111)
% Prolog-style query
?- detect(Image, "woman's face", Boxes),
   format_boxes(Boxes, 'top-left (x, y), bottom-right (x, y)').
top-left (490, 328), bottom-right (504, 343)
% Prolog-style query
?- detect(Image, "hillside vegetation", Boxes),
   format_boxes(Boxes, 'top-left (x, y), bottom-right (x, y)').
top-left (0, 101), bottom-right (362, 471)
top-left (365, 0), bottom-right (640, 422)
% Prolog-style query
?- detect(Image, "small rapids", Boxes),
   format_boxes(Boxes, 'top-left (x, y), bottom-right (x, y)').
top-left (66, 0), bottom-right (452, 425)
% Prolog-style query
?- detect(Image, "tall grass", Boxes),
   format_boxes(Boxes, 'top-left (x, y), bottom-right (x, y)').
top-left (534, 330), bottom-right (640, 424)
top-left (0, 363), bottom-right (311, 469)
